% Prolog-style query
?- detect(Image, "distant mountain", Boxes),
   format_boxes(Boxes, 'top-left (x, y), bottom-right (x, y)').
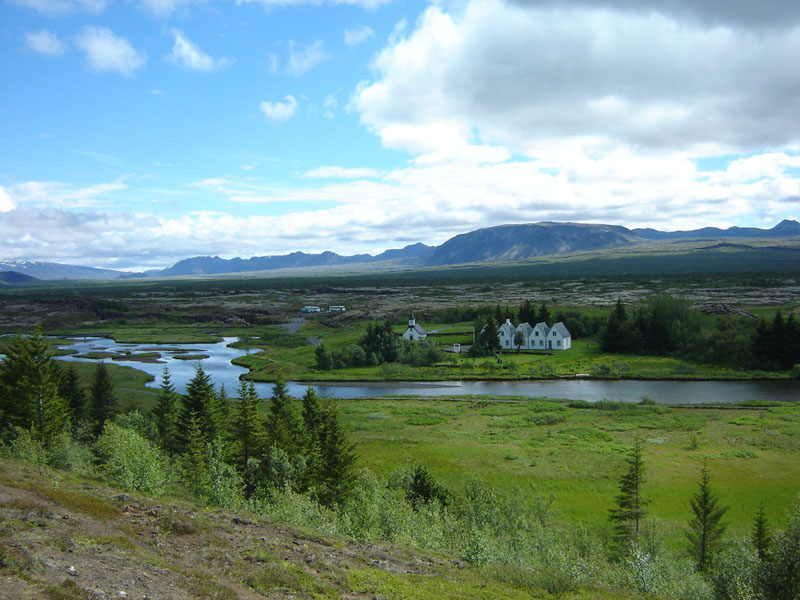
top-left (134, 243), bottom-right (434, 278)
top-left (632, 219), bottom-right (800, 241)
top-left (374, 242), bottom-right (434, 262)
top-left (0, 260), bottom-right (123, 281)
top-left (6, 220), bottom-right (798, 280)
top-left (425, 222), bottom-right (637, 266)
top-left (0, 271), bottom-right (38, 284)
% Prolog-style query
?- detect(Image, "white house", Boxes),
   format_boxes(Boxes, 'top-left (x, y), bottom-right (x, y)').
top-left (493, 319), bottom-right (572, 351)
top-left (498, 319), bottom-right (517, 350)
top-left (547, 322), bottom-right (572, 350)
top-left (402, 312), bottom-right (427, 341)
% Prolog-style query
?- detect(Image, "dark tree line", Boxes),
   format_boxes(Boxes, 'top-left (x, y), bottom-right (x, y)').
top-left (600, 296), bottom-right (800, 371)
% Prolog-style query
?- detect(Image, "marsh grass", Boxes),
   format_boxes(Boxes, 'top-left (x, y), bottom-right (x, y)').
top-left (341, 397), bottom-right (800, 548)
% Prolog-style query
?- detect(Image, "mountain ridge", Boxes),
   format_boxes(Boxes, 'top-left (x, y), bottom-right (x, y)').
top-left (3, 220), bottom-right (798, 280)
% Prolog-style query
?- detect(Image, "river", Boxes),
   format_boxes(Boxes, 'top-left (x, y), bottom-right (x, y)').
top-left (55, 337), bottom-right (798, 404)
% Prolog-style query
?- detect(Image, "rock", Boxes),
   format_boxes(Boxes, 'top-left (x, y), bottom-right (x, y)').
top-left (67, 565), bottom-right (77, 576)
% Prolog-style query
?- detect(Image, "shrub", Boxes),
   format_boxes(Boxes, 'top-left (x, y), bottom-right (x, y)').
top-left (95, 422), bottom-right (170, 496)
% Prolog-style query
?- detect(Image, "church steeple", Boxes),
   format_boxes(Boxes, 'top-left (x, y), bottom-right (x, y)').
top-left (409, 311), bottom-right (416, 326)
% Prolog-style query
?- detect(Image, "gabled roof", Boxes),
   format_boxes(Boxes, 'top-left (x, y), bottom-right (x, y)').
top-left (550, 322), bottom-right (571, 338)
top-left (533, 321), bottom-right (550, 335)
top-left (516, 322), bottom-right (533, 335)
top-left (406, 324), bottom-right (426, 335)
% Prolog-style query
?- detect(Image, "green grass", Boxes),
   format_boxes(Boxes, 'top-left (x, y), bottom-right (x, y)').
top-left (337, 397), bottom-right (800, 549)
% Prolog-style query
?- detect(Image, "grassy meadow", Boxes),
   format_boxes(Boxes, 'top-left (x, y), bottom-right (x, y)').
top-left (335, 396), bottom-right (800, 547)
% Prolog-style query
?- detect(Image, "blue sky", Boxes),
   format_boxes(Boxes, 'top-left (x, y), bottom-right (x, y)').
top-left (2, 0), bottom-right (799, 269)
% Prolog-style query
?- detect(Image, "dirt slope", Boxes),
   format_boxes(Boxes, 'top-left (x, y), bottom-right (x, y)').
top-left (1, 459), bottom-right (587, 600)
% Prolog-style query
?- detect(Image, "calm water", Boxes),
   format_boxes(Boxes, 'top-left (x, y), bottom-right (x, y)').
top-left (55, 337), bottom-right (799, 404)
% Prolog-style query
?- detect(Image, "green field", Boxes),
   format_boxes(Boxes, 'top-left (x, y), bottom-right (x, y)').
top-left (336, 396), bottom-right (800, 545)
top-left (79, 361), bottom-right (800, 553)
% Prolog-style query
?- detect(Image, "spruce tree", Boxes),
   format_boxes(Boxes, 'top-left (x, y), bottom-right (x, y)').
top-left (178, 364), bottom-right (221, 449)
top-left (0, 330), bottom-right (70, 444)
top-left (518, 299), bottom-right (535, 325)
top-left (182, 414), bottom-right (210, 498)
top-left (265, 376), bottom-right (300, 458)
top-left (233, 381), bottom-right (264, 497)
top-left (601, 299), bottom-right (628, 352)
top-left (686, 462), bottom-right (728, 572)
top-left (539, 301), bottom-right (551, 325)
top-left (314, 397), bottom-right (357, 507)
top-left (752, 501), bottom-right (772, 561)
top-left (609, 435), bottom-right (648, 555)
top-left (89, 361), bottom-right (116, 437)
top-left (58, 364), bottom-right (87, 423)
top-left (153, 367), bottom-right (179, 457)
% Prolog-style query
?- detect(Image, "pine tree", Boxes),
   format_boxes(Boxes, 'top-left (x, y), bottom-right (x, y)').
top-left (609, 435), bottom-right (648, 555)
top-left (153, 367), bottom-right (179, 457)
top-left (301, 387), bottom-right (324, 444)
top-left (686, 462), bottom-right (728, 572)
top-left (233, 381), bottom-right (264, 497)
top-left (752, 501), bottom-right (772, 561)
top-left (0, 330), bottom-right (70, 445)
top-left (314, 397), bottom-right (357, 507)
top-left (539, 301), bottom-right (551, 325)
top-left (182, 414), bottom-right (210, 498)
top-left (178, 364), bottom-right (221, 449)
top-left (265, 376), bottom-right (300, 458)
top-left (601, 299), bottom-right (628, 352)
top-left (89, 361), bottom-right (116, 437)
top-left (519, 299), bottom-right (535, 325)
top-left (58, 364), bottom-right (87, 423)
top-left (217, 384), bottom-right (232, 440)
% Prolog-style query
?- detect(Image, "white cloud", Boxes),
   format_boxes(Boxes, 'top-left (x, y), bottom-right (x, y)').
top-left (8, 0), bottom-right (107, 16)
top-left (167, 29), bottom-right (230, 71)
top-left (344, 26), bottom-right (374, 46)
top-left (0, 186), bottom-right (16, 212)
top-left (235, 0), bottom-right (388, 10)
top-left (3, 148), bottom-right (798, 268)
top-left (5, 181), bottom-right (128, 210)
top-left (75, 27), bottom-right (146, 76)
top-left (302, 166), bottom-right (379, 179)
top-left (354, 1), bottom-right (800, 158)
top-left (136, 0), bottom-right (200, 17)
top-left (259, 95), bottom-right (298, 123)
top-left (287, 40), bottom-right (326, 77)
top-left (25, 30), bottom-right (65, 56)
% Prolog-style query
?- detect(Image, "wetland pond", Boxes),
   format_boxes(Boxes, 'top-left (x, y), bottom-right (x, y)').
top-left (56, 337), bottom-right (799, 404)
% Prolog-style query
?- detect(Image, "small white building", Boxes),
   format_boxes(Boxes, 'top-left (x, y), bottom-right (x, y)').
top-left (498, 318), bottom-right (517, 350)
top-left (402, 312), bottom-right (427, 341)
top-left (547, 322), bottom-right (572, 351)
